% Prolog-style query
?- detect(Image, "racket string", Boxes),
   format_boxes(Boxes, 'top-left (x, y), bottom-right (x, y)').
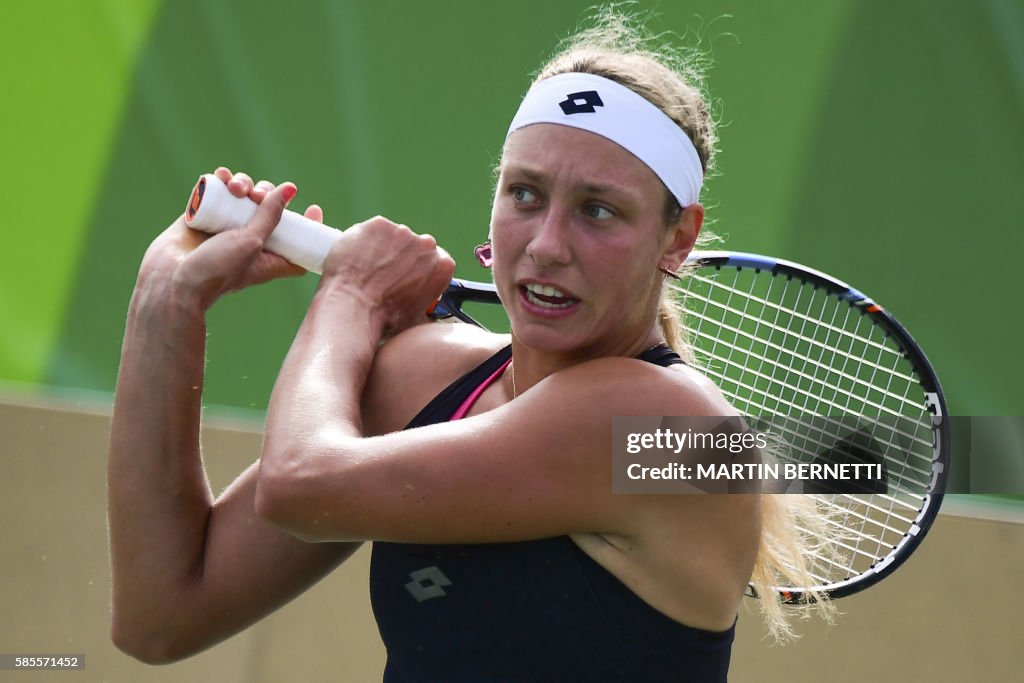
top-left (677, 264), bottom-right (939, 594)
top-left (697, 358), bottom-right (933, 453)
top-left (678, 277), bottom-right (931, 448)
top-left (679, 286), bottom-right (920, 407)
top-left (680, 310), bottom-right (922, 420)
top-left (683, 273), bottom-right (903, 358)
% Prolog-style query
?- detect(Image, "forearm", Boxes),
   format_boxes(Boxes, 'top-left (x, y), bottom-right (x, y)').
top-left (259, 283), bottom-right (384, 522)
top-left (256, 216), bottom-right (454, 535)
top-left (107, 279), bottom-right (214, 639)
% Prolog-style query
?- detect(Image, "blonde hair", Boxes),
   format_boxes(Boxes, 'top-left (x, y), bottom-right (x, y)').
top-left (536, 7), bottom-right (839, 641)
top-left (533, 8), bottom-right (715, 360)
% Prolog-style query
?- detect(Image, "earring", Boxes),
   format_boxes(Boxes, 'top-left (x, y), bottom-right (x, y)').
top-left (474, 241), bottom-right (493, 267)
top-left (659, 266), bottom-right (680, 280)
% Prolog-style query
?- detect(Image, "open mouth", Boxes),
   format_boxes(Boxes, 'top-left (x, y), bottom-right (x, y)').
top-left (521, 283), bottom-right (579, 310)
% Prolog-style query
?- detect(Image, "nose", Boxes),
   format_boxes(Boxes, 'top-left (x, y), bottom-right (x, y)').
top-left (525, 206), bottom-right (572, 267)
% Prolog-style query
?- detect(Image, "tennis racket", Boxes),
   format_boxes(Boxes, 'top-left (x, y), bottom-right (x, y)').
top-left (185, 175), bottom-right (950, 602)
top-left (681, 253), bottom-right (948, 602)
top-left (438, 254), bottom-right (950, 602)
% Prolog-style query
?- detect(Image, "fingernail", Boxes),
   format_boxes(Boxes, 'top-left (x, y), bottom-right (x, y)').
top-left (282, 184), bottom-right (297, 203)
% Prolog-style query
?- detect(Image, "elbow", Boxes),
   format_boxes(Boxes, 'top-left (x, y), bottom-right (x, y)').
top-left (257, 436), bottom-right (367, 542)
top-left (111, 621), bottom-right (193, 666)
top-left (255, 441), bottom-right (301, 522)
top-left (253, 472), bottom-right (288, 528)
top-left (254, 461), bottom-right (325, 542)
top-left (110, 595), bottom-right (211, 665)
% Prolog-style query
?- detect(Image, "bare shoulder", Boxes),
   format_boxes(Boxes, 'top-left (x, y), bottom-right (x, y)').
top-left (540, 354), bottom-right (735, 418)
top-left (361, 321), bottom-right (510, 435)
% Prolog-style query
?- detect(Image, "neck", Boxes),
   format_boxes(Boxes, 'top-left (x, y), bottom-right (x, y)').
top-left (506, 328), bottom-right (665, 398)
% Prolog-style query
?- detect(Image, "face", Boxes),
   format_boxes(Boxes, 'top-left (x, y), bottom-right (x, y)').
top-left (490, 124), bottom-right (696, 360)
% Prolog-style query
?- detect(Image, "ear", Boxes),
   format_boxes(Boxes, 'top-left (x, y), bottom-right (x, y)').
top-left (660, 204), bottom-right (704, 270)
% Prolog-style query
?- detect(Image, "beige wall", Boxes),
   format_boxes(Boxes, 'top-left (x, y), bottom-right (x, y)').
top-left (2, 393), bottom-right (1020, 682)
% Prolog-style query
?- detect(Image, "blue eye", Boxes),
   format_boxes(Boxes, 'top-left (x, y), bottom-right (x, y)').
top-left (511, 186), bottom-right (537, 204)
top-left (583, 203), bottom-right (614, 220)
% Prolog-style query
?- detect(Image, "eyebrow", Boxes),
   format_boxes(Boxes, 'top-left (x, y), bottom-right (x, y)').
top-left (512, 167), bottom-right (643, 203)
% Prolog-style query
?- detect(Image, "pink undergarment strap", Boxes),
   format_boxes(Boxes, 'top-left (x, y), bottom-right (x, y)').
top-left (449, 357), bottom-right (512, 421)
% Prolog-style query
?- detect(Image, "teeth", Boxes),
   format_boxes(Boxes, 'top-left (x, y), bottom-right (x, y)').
top-left (523, 283), bottom-right (575, 309)
top-left (526, 283), bottom-right (565, 298)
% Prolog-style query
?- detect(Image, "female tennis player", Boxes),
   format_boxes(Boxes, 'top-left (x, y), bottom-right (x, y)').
top-left (108, 12), bottom-right (831, 681)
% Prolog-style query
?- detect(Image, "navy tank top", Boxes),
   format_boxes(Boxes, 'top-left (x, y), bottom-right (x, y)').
top-left (369, 345), bottom-right (735, 682)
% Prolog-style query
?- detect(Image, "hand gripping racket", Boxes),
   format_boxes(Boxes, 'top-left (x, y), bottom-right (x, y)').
top-left (186, 174), bottom-right (950, 601)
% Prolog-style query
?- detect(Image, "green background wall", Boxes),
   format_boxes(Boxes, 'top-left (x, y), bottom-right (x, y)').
top-left (2, 1), bottom-right (1021, 482)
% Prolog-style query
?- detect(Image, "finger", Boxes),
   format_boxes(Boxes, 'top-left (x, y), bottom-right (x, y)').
top-left (438, 253), bottom-right (457, 281)
top-left (422, 257), bottom-right (457, 320)
top-left (433, 240), bottom-right (456, 276)
top-left (214, 167), bottom-right (233, 184)
top-left (244, 182), bottom-right (296, 242)
top-left (418, 233), bottom-right (445, 261)
top-left (303, 204), bottom-right (324, 223)
top-left (251, 180), bottom-right (276, 204)
top-left (416, 233), bottom-right (455, 290)
top-left (251, 252), bottom-right (307, 283)
top-left (434, 256), bottom-right (457, 296)
top-left (228, 172), bottom-right (254, 197)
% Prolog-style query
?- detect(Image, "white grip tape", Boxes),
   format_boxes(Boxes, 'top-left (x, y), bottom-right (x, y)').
top-left (184, 174), bottom-right (340, 274)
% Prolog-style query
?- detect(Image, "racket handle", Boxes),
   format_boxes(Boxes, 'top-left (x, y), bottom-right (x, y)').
top-left (184, 174), bottom-right (340, 274)
top-left (184, 173), bottom-right (450, 319)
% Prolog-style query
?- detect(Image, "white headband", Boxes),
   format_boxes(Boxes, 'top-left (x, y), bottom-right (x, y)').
top-left (506, 72), bottom-right (704, 208)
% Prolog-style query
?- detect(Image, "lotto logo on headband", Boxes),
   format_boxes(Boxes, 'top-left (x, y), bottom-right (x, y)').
top-left (559, 90), bottom-right (604, 115)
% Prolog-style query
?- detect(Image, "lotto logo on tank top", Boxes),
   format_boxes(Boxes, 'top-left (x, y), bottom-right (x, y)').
top-left (404, 566), bottom-right (452, 602)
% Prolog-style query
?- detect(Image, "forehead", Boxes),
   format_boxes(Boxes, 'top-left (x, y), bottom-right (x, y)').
top-left (500, 124), bottom-right (666, 199)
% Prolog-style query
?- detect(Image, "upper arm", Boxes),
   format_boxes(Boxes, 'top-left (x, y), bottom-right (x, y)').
top-left (260, 358), bottom-right (735, 545)
top-left (359, 320), bottom-right (509, 436)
